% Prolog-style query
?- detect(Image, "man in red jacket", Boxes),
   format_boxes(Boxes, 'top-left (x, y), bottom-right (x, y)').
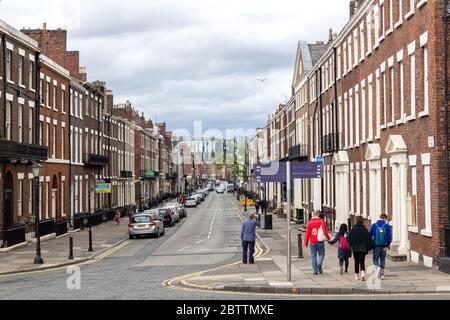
top-left (304, 211), bottom-right (331, 275)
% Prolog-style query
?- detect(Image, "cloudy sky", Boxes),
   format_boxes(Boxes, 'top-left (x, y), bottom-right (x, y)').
top-left (0, 0), bottom-right (348, 134)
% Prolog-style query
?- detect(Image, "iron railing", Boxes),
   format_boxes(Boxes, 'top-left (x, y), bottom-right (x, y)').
top-left (321, 133), bottom-right (341, 154)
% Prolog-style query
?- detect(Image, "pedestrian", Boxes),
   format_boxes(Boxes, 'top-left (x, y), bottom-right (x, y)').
top-left (328, 223), bottom-right (351, 275)
top-left (370, 213), bottom-right (392, 280)
top-left (181, 193), bottom-right (187, 206)
top-left (114, 210), bottom-right (121, 225)
top-left (241, 212), bottom-right (261, 264)
top-left (347, 216), bottom-right (371, 281)
top-left (304, 211), bottom-right (331, 275)
top-left (255, 200), bottom-right (260, 215)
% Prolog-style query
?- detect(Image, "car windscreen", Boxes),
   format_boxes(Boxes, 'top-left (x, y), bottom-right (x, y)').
top-left (131, 215), bottom-right (151, 223)
top-left (158, 209), bottom-right (170, 217)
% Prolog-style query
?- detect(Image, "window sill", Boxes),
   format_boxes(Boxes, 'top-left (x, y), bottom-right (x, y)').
top-left (417, 0), bottom-right (427, 9)
top-left (379, 35), bottom-right (385, 43)
top-left (386, 28), bottom-right (393, 36)
top-left (408, 226), bottom-right (419, 233)
top-left (405, 10), bottom-right (415, 20)
top-left (30, 88), bottom-right (36, 93)
top-left (418, 110), bottom-right (429, 118)
top-left (406, 114), bottom-right (416, 122)
top-left (387, 122), bottom-right (395, 128)
top-left (373, 44), bottom-right (379, 51)
top-left (380, 124), bottom-right (387, 130)
top-left (375, 135), bottom-right (381, 140)
top-left (396, 118), bottom-right (406, 125)
top-left (360, 57), bottom-right (365, 63)
top-left (395, 20), bottom-right (403, 29)
top-left (62, 111), bottom-right (66, 115)
top-left (367, 137), bottom-right (373, 143)
top-left (7, 80), bottom-right (15, 85)
top-left (420, 229), bottom-right (432, 237)
top-left (361, 139), bottom-right (366, 144)
top-left (366, 51), bottom-right (372, 58)
top-left (19, 84), bottom-right (26, 89)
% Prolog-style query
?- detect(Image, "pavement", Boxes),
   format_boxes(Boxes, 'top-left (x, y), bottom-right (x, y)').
top-left (0, 217), bottom-right (129, 276)
top-left (175, 196), bottom-right (450, 295)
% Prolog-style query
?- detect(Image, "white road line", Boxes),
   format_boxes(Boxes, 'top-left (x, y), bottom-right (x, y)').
top-left (195, 239), bottom-right (206, 245)
top-left (178, 245), bottom-right (192, 251)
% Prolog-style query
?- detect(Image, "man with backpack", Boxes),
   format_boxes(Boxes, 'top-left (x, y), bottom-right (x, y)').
top-left (370, 214), bottom-right (392, 280)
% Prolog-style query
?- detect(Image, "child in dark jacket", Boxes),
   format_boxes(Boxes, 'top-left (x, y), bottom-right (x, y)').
top-left (328, 223), bottom-right (351, 275)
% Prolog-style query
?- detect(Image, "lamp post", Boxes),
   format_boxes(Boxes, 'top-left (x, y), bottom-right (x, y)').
top-left (88, 188), bottom-right (93, 252)
top-left (32, 162), bottom-right (44, 264)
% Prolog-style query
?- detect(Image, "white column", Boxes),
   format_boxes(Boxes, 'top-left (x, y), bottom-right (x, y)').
top-left (342, 170), bottom-right (350, 227)
top-left (391, 164), bottom-right (400, 246)
top-left (398, 162), bottom-right (410, 255)
top-left (335, 171), bottom-right (341, 230)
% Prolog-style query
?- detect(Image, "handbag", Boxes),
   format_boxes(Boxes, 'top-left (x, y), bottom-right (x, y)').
top-left (317, 224), bottom-right (327, 242)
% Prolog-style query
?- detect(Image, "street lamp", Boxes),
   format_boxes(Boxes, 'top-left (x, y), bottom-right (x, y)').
top-left (32, 162), bottom-right (44, 265)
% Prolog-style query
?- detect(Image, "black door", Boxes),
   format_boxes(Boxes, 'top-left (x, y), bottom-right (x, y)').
top-left (4, 190), bottom-right (12, 227)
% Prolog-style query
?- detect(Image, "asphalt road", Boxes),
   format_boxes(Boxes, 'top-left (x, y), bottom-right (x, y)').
top-left (0, 193), bottom-right (449, 300)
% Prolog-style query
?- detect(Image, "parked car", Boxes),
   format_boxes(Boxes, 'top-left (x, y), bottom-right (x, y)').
top-left (227, 184), bottom-right (235, 193)
top-left (128, 213), bottom-right (165, 239)
top-left (192, 194), bottom-right (203, 204)
top-left (163, 205), bottom-right (180, 222)
top-left (195, 191), bottom-right (206, 201)
top-left (186, 197), bottom-right (198, 207)
top-left (157, 208), bottom-right (175, 227)
top-left (166, 203), bottom-right (187, 218)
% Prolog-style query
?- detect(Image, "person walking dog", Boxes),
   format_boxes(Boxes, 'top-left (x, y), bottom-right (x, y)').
top-left (304, 211), bottom-right (331, 275)
top-left (241, 213), bottom-right (261, 264)
top-left (347, 216), bottom-right (371, 281)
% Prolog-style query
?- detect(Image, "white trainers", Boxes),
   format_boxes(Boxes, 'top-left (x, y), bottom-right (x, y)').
top-left (361, 271), bottom-right (366, 281)
top-left (355, 273), bottom-right (360, 280)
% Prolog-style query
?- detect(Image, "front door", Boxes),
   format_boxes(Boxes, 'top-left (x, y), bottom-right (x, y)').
top-left (4, 190), bottom-right (13, 227)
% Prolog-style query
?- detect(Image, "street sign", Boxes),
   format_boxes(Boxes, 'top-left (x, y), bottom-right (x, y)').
top-left (96, 183), bottom-right (112, 194)
top-left (253, 161), bottom-right (323, 182)
top-left (314, 155), bottom-right (324, 162)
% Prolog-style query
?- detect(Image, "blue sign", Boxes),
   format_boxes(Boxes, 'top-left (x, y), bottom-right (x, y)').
top-left (314, 156), bottom-right (324, 162)
top-left (254, 161), bottom-right (323, 182)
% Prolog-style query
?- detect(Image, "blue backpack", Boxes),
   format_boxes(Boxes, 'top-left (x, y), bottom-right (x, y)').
top-left (374, 222), bottom-right (388, 247)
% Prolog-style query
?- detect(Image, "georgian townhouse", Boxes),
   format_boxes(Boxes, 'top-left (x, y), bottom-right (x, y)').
top-left (38, 55), bottom-right (71, 224)
top-left (81, 81), bottom-right (108, 213)
top-left (0, 21), bottom-right (48, 247)
top-left (256, 0), bottom-right (450, 270)
top-left (69, 79), bottom-right (86, 220)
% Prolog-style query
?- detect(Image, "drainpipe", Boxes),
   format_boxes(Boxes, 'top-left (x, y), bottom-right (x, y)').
top-left (318, 67), bottom-right (324, 217)
top-left (68, 84), bottom-right (72, 227)
top-left (333, 46), bottom-right (339, 227)
top-left (2, 33), bottom-right (7, 232)
top-left (441, 0), bottom-right (450, 273)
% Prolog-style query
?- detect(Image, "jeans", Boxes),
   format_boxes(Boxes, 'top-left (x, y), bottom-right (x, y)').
top-left (242, 241), bottom-right (255, 264)
top-left (310, 242), bottom-right (325, 273)
top-left (353, 252), bottom-right (366, 273)
top-left (373, 247), bottom-right (387, 270)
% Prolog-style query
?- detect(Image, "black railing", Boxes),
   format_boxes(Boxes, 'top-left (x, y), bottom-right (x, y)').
top-left (288, 144), bottom-right (309, 160)
top-left (87, 213), bottom-right (104, 227)
top-left (120, 171), bottom-right (133, 179)
top-left (55, 219), bottom-right (68, 237)
top-left (321, 133), bottom-right (340, 154)
top-left (0, 140), bottom-right (48, 161)
top-left (2, 225), bottom-right (26, 248)
top-left (40, 219), bottom-right (55, 237)
top-left (83, 153), bottom-right (108, 167)
top-left (73, 214), bottom-right (84, 230)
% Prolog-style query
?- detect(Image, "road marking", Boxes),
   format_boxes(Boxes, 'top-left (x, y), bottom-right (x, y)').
top-left (179, 245), bottom-right (192, 251)
top-left (195, 239), bottom-right (206, 245)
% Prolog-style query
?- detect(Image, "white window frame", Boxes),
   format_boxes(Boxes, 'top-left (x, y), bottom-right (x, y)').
top-left (421, 153), bottom-right (432, 237)
top-left (361, 80), bottom-right (366, 143)
top-left (355, 84), bottom-right (360, 146)
top-left (408, 41), bottom-right (416, 121)
top-left (419, 32), bottom-right (429, 117)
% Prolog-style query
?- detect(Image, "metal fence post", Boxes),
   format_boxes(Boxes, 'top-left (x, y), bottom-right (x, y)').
top-left (69, 236), bottom-right (74, 260)
top-left (297, 233), bottom-right (304, 259)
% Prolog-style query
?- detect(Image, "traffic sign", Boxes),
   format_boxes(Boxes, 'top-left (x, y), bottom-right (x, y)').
top-left (253, 161), bottom-right (323, 182)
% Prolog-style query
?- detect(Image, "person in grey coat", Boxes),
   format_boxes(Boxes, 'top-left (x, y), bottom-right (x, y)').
top-left (241, 213), bottom-right (261, 264)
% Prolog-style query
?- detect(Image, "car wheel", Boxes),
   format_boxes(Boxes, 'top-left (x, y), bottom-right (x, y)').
top-left (155, 230), bottom-right (160, 238)
top-left (129, 234), bottom-right (134, 240)
top-left (162, 228), bottom-right (165, 236)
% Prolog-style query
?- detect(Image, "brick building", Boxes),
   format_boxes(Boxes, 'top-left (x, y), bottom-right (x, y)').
top-left (257, 0), bottom-right (450, 270)
top-left (0, 21), bottom-right (48, 246)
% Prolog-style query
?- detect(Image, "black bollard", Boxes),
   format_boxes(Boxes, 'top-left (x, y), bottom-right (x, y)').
top-left (69, 236), bottom-right (74, 260)
top-left (88, 227), bottom-right (93, 252)
top-left (298, 233), bottom-right (304, 259)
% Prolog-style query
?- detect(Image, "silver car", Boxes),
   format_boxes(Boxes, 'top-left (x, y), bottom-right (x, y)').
top-left (163, 206), bottom-right (180, 223)
top-left (128, 213), bottom-right (165, 239)
top-left (166, 203), bottom-right (187, 218)
top-left (186, 197), bottom-right (198, 207)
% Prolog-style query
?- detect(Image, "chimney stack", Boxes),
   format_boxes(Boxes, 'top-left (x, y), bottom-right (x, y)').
top-left (43, 22), bottom-right (47, 30)
top-left (349, 1), bottom-right (356, 18)
top-left (328, 28), bottom-right (334, 43)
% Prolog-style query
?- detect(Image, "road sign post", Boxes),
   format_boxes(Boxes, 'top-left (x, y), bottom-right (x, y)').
top-left (286, 161), bottom-right (291, 282)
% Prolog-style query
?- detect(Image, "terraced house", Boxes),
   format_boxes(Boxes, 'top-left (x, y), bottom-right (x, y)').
top-left (0, 20), bottom-right (177, 249)
top-left (255, 0), bottom-right (450, 272)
